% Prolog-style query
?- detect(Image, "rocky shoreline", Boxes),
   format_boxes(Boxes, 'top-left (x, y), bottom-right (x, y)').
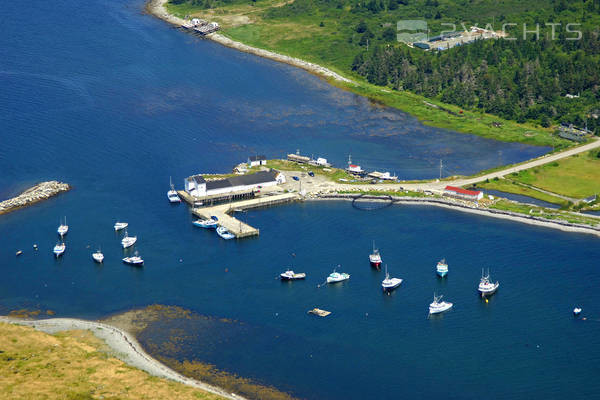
top-left (145, 0), bottom-right (351, 83)
top-left (0, 181), bottom-right (71, 216)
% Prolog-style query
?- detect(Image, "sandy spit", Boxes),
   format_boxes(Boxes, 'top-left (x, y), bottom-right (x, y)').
top-left (145, 0), bottom-right (352, 83)
top-left (0, 316), bottom-right (246, 400)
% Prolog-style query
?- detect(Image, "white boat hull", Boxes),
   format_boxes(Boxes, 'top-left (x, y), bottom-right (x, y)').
top-left (92, 253), bottom-right (104, 263)
top-left (478, 282), bottom-right (499, 297)
top-left (429, 302), bottom-right (453, 314)
top-left (114, 222), bottom-right (128, 231)
top-left (121, 237), bottom-right (137, 248)
top-left (382, 278), bottom-right (402, 291)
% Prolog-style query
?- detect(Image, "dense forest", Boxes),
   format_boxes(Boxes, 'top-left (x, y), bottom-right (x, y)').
top-left (171, 0), bottom-right (600, 132)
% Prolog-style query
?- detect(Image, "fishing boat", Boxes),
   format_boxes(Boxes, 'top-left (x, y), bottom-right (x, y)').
top-left (280, 270), bottom-right (306, 280)
top-left (436, 259), bottom-right (448, 277)
top-left (381, 265), bottom-right (402, 291)
top-left (429, 294), bottom-right (453, 315)
top-left (573, 307), bottom-right (582, 316)
top-left (326, 268), bottom-right (350, 284)
top-left (192, 219), bottom-right (218, 229)
top-left (478, 269), bottom-right (499, 297)
top-left (167, 176), bottom-right (181, 203)
top-left (92, 248), bottom-right (104, 263)
top-left (123, 251), bottom-right (144, 266)
top-left (53, 242), bottom-right (66, 257)
top-left (57, 217), bottom-right (69, 237)
top-left (216, 226), bottom-right (235, 240)
top-left (369, 241), bottom-right (382, 268)
top-left (308, 308), bottom-right (331, 317)
top-left (114, 221), bottom-right (128, 231)
top-left (121, 231), bottom-right (137, 248)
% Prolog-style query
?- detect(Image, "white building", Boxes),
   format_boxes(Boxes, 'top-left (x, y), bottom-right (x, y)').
top-left (185, 169), bottom-right (285, 198)
top-left (247, 155), bottom-right (267, 167)
top-left (443, 186), bottom-right (483, 201)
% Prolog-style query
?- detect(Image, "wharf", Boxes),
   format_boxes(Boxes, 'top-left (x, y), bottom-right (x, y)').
top-left (187, 192), bottom-right (300, 238)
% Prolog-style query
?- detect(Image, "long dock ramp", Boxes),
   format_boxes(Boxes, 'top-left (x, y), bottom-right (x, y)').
top-left (191, 193), bottom-right (300, 238)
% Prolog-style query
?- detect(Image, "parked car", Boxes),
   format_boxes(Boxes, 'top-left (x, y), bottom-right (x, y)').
top-left (308, 171), bottom-right (315, 177)
top-left (292, 176), bottom-right (300, 181)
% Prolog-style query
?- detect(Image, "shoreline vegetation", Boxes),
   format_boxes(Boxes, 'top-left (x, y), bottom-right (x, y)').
top-left (145, 0), bottom-right (569, 148)
top-left (0, 181), bottom-right (70, 216)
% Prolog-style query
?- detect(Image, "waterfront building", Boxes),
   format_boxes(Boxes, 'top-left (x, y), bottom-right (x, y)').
top-left (443, 186), bottom-right (483, 201)
top-left (184, 169), bottom-right (285, 198)
top-left (248, 155), bottom-right (267, 167)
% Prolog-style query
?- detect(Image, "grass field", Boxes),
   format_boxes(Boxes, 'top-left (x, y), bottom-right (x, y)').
top-left (509, 151), bottom-right (600, 199)
top-left (0, 322), bottom-right (222, 400)
top-left (475, 179), bottom-right (568, 206)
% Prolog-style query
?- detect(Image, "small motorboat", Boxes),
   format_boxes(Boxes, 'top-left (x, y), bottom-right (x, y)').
top-left (327, 268), bottom-right (350, 284)
top-left (436, 259), bottom-right (448, 277)
top-left (92, 248), bottom-right (104, 263)
top-left (114, 221), bottom-right (128, 231)
top-left (167, 176), bottom-right (181, 203)
top-left (216, 226), bottom-right (235, 240)
top-left (369, 241), bottom-right (382, 268)
top-left (478, 269), bottom-right (499, 297)
top-left (429, 294), bottom-right (453, 315)
top-left (57, 217), bottom-right (69, 237)
top-left (573, 307), bottom-right (582, 316)
top-left (192, 219), bottom-right (218, 229)
top-left (308, 308), bottom-right (331, 317)
top-left (121, 231), bottom-right (137, 248)
top-left (53, 242), bottom-right (66, 257)
top-left (280, 270), bottom-right (306, 280)
top-left (15, 250), bottom-right (23, 256)
top-left (123, 252), bottom-right (144, 266)
top-left (381, 265), bottom-right (402, 291)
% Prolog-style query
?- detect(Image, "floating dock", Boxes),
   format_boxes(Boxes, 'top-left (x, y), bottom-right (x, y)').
top-left (183, 192), bottom-right (299, 238)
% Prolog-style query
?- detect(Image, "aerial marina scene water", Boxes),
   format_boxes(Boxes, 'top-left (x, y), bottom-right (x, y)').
top-left (1, 0), bottom-right (600, 398)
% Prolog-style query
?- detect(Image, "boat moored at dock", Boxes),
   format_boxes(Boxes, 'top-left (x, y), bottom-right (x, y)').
top-left (436, 259), bottom-right (448, 277)
top-left (192, 218), bottom-right (218, 229)
top-left (167, 176), bottom-right (181, 203)
top-left (429, 294), bottom-right (453, 315)
top-left (280, 270), bottom-right (306, 280)
top-left (478, 269), bottom-right (499, 297)
top-left (216, 226), bottom-right (235, 240)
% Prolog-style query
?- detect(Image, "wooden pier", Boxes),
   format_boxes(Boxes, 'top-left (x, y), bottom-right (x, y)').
top-left (187, 192), bottom-right (300, 238)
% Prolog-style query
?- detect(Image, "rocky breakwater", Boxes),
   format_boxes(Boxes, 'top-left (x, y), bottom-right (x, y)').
top-left (0, 181), bottom-right (71, 215)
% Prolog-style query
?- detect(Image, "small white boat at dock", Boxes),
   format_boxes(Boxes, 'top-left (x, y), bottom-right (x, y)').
top-left (114, 221), bottom-right (128, 231)
top-left (280, 270), bottom-right (306, 280)
top-left (381, 265), bottom-right (402, 291)
top-left (167, 176), bottom-right (181, 203)
top-left (478, 269), bottom-right (499, 297)
top-left (429, 294), bottom-right (453, 315)
top-left (216, 226), bottom-right (235, 240)
top-left (53, 242), bottom-right (66, 257)
top-left (57, 217), bottom-right (68, 237)
top-left (193, 219), bottom-right (218, 229)
top-left (121, 231), bottom-right (137, 248)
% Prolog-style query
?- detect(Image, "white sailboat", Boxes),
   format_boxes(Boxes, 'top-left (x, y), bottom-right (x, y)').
top-left (53, 242), bottom-right (66, 257)
top-left (381, 265), bottom-right (402, 291)
top-left (167, 176), bottom-right (181, 203)
top-left (92, 247), bottom-right (104, 263)
top-left (121, 230), bottom-right (137, 248)
top-left (57, 217), bottom-right (69, 237)
top-left (123, 251), bottom-right (144, 266)
top-left (114, 221), bottom-right (128, 231)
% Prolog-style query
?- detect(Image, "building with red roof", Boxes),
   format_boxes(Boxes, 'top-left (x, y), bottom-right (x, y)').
top-left (443, 186), bottom-right (483, 201)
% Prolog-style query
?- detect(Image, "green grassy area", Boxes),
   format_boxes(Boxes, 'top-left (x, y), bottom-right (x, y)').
top-left (507, 150), bottom-right (600, 199)
top-left (490, 199), bottom-right (600, 227)
top-left (164, 0), bottom-right (572, 148)
top-left (475, 178), bottom-right (568, 206)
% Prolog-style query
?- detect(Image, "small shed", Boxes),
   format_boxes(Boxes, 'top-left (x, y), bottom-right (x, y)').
top-left (248, 155), bottom-right (267, 167)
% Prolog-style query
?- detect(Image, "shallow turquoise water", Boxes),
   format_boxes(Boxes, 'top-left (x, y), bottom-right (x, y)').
top-left (2, 0), bottom-right (598, 399)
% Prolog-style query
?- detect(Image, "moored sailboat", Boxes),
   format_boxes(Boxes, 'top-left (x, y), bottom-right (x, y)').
top-left (121, 230), bottom-right (137, 248)
top-left (57, 217), bottom-right (69, 237)
top-left (53, 242), bottom-right (66, 257)
top-left (167, 176), bottom-right (181, 203)
top-left (92, 247), bottom-right (104, 263)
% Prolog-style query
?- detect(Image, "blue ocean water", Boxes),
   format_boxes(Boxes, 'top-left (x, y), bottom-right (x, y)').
top-left (1, 0), bottom-right (599, 399)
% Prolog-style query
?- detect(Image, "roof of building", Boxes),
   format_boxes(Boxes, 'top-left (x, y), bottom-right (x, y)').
top-left (248, 155), bottom-right (266, 161)
top-left (187, 174), bottom-right (206, 184)
top-left (445, 186), bottom-right (481, 196)
top-left (205, 170), bottom-right (279, 191)
top-left (413, 42), bottom-right (430, 49)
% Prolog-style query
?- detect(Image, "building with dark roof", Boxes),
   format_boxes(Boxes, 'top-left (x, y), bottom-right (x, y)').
top-left (185, 169), bottom-right (285, 198)
top-left (248, 155), bottom-right (267, 167)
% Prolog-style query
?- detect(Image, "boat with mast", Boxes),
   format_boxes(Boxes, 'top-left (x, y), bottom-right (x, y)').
top-left (369, 241), bottom-right (382, 268)
top-left (436, 259), bottom-right (448, 277)
top-left (429, 294), bottom-right (453, 315)
top-left (477, 269), bottom-right (499, 297)
top-left (123, 251), bottom-right (144, 266)
top-left (121, 230), bottom-right (137, 248)
top-left (92, 247), bottom-right (104, 263)
top-left (381, 265), bottom-right (402, 291)
top-left (167, 176), bottom-right (181, 203)
top-left (57, 217), bottom-right (68, 237)
top-left (53, 242), bottom-right (66, 257)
